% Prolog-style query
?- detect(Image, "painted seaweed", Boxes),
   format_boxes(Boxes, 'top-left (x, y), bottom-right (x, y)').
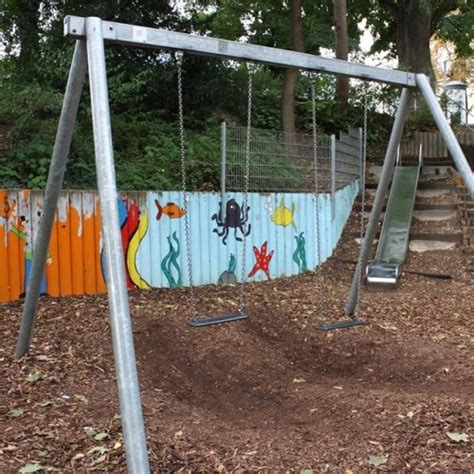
top-left (161, 231), bottom-right (182, 288)
top-left (293, 232), bottom-right (307, 273)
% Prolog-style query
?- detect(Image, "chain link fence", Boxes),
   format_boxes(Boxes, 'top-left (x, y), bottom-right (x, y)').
top-left (223, 124), bottom-right (361, 194)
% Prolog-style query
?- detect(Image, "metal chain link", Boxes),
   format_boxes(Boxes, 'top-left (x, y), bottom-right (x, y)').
top-left (354, 81), bottom-right (368, 315)
top-left (239, 63), bottom-right (255, 314)
top-left (310, 74), bottom-right (325, 320)
top-left (176, 52), bottom-right (197, 320)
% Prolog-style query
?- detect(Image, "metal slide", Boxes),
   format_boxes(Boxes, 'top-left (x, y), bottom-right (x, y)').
top-left (366, 158), bottom-right (421, 289)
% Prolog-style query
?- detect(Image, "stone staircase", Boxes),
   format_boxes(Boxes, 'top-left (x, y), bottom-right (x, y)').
top-left (456, 185), bottom-right (474, 281)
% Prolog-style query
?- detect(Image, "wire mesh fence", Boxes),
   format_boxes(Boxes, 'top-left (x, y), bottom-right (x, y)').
top-left (224, 124), bottom-right (360, 193)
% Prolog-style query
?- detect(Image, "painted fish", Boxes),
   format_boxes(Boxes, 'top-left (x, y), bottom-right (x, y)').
top-left (155, 200), bottom-right (186, 220)
top-left (271, 198), bottom-right (296, 230)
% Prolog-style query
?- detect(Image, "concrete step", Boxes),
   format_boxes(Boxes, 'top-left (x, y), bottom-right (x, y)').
top-left (356, 203), bottom-right (457, 211)
top-left (350, 232), bottom-right (462, 243)
top-left (369, 165), bottom-right (455, 184)
top-left (366, 181), bottom-right (454, 190)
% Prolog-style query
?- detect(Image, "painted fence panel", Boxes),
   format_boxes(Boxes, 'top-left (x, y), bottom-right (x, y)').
top-left (0, 182), bottom-right (358, 302)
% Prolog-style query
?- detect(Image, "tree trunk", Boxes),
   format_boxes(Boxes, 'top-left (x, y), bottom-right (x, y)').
top-left (281, 0), bottom-right (305, 135)
top-left (334, 0), bottom-right (349, 109)
top-left (16, 0), bottom-right (41, 73)
top-left (395, 0), bottom-right (435, 80)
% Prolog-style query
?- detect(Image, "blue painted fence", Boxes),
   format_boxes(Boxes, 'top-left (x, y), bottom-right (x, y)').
top-left (134, 181), bottom-right (358, 288)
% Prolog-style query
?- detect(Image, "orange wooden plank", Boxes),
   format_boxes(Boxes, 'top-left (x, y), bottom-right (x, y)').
top-left (81, 192), bottom-right (98, 294)
top-left (0, 189), bottom-right (11, 301)
top-left (0, 226), bottom-right (9, 302)
top-left (69, 193), bottom-right (85, 295)
top-left (94, 194), bottom-right (107, 293)
top-left (56, 194), bottom-right (72, 295)
top-left (46, 210), bottom-right (61, 297)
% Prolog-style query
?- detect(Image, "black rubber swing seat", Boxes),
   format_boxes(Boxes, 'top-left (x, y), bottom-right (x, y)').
top-left (187, 310), bottom-right (248, 328)
top-left (316, 319), bottom-right (365, 331)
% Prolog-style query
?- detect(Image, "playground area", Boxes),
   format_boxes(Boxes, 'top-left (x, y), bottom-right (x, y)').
top-left (1, 214), bottom-right (472, 471)
top-left (1, 10), bottom-right (474, 473)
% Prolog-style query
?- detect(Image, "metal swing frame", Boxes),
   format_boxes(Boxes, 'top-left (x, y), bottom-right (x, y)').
top-left (14, 16), bottom-right (473, 473)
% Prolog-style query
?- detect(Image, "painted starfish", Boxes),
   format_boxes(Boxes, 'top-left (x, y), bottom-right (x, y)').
top-left (248, 241), bottom-right (274, 279)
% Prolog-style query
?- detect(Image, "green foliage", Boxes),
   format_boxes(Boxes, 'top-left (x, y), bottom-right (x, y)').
top-left (0, 0), bottom-right (426, 191)
top-left (437, 4), bottom-right (474, 58)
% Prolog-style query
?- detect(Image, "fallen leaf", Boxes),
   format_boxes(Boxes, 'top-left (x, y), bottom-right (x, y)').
top-left (94, 432), bottom-right (110, 441)
top-left (19, 463), bottom-right (45, 473)
top-left (85, 427), bottom-right (96, 437)
top-left (26, 371), bottom-right (42, 383)
top-left (74, 394), bottom-right (88, 404)
top-left (368, 454), bottom-right (388, 467)
top-left (447, 432), bottom-right (469, 443)
top-left (8, 408), bottom-right (24, 418)
top-left (87, 446), bottom-right (109, 456)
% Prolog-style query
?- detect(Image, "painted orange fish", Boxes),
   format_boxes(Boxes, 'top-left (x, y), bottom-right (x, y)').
top-left (155, 200), bottom-right (186, 220)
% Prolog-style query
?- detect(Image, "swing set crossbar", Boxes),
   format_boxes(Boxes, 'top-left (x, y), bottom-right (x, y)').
top-left (64, 16), bottom-right (416, 87)
top-left (188, 311), bottom-right (248, 328)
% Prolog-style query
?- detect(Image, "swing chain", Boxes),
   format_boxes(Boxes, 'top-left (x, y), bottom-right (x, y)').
top-left (354, 81), bottom-right (368, 315)
top-left (239, 62), bottom-right (255, 313)
top-left (310, 73), bottom-right (324, 320)
top-left (176, 51), bottom-right (197, 320)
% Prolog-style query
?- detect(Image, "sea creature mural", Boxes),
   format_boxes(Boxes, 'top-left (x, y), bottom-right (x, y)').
top-left (161, 231), bottom-right (182, 288)
top-left (155, 200), bottom-right (185, 220)
top-left (120, 198), bottom-right (139, 289)
top-left (127, 203), bottom-right (151, 289)
top-left (101, 197), bottom-right (140, 289)
top-left (218, 253), bottom-right (238, 284)
top-left (264, 195), bottom-right (274, 216)
top-left (292, 232), bottom-right (307, 273)
top-left (271, 198), bottom-right (296, 230)
top-left (248, 241), bottom-right (274, 280)
top-left (212, 198), bottom-right (251, 245)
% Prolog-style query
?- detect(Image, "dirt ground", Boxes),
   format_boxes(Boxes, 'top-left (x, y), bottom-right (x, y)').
top-left (1, 220), bottom-right (473, 472)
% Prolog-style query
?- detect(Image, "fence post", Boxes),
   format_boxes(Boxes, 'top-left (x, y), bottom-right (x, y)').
top-left (358, 127), bottom-right (363, 189)
top-left (331, 134), bottom-right (336, 220)
top-left (220, 121), bottom-right (226, 221)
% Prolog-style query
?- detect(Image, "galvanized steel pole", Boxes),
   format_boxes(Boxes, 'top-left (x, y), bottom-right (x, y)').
top-left (345, 88), bottom-right (412, 316)
top-left (16, 40), bottom-right (88, 358)
top-left (85, 17), bottom-right (150, 474)
top-left (330, 134), bottom-right (336, 220)
top-left (416, 74), bottom-right (474, 199)
top-left (220, 121), bottom-right (227, 222)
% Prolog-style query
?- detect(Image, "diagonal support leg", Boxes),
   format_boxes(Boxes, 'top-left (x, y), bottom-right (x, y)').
top-left (345, 88), bottom-right (413, 317)
top-left (16, 40), bottom-right (88, 358)
top-left (85, 17), bottom-right (150, 474)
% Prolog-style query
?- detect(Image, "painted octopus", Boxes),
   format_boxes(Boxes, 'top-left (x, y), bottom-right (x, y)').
top-left (212, 198), bottom-right (251, 245)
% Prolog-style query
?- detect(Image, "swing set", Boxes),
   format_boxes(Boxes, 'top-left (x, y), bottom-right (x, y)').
top-left (14, 16), bottom-right (474, 473)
